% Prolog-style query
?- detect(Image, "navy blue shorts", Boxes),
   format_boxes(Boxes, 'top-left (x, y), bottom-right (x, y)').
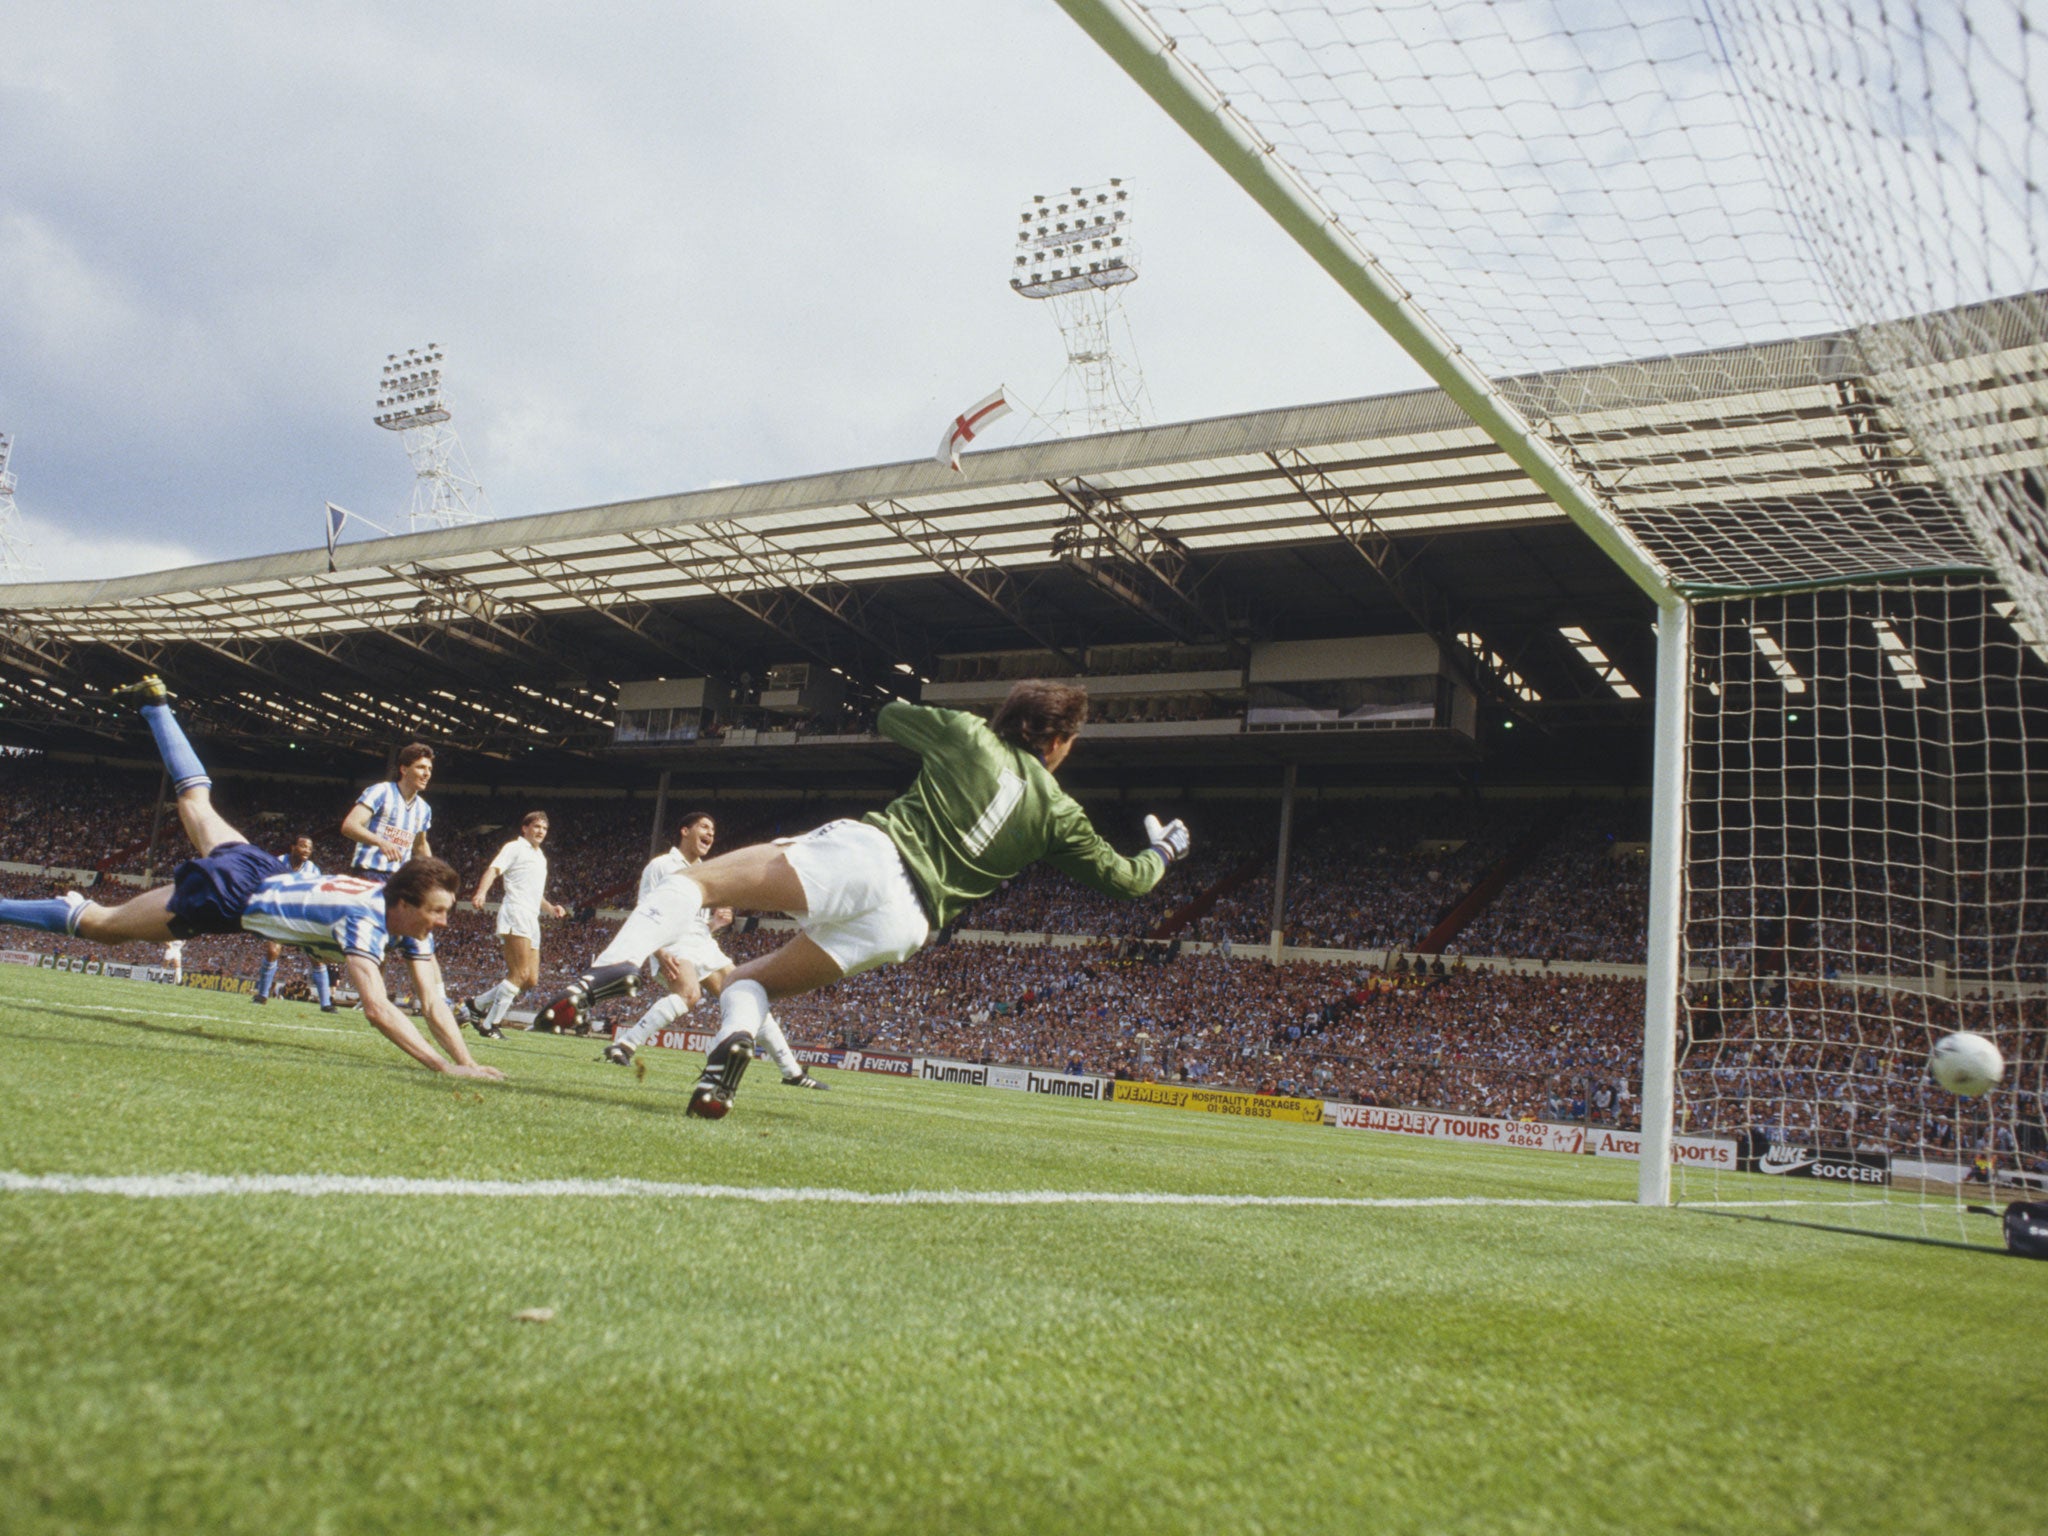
top-left (167, 842), bottom-right (290, 938)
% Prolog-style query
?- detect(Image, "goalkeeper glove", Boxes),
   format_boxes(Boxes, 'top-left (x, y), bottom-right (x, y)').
top-left (1144, 814), bottom-right (1190, 866)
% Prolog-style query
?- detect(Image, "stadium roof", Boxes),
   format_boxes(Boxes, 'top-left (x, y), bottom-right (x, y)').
top-left (0, 299), bottom-right (2034, 786)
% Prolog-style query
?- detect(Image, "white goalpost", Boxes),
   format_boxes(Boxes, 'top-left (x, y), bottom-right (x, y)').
top-left (1057, 0), bottom-right (2048, 1242)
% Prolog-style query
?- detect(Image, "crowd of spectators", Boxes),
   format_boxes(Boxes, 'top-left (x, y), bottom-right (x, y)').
top-left (1686, 826), bottom-right (2048, 983)
top-left (3, 753), bottom-right (2042, 1166)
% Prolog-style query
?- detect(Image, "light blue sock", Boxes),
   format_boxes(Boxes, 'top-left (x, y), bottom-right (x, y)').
top-left (0, 895), bottom-right (84, 935)
top-left (254, 959), bottom-right (278, 999)
top-left (140, 703), bottom-right (211, 793)
top-left (313, 966), bottom-right (332, 1007)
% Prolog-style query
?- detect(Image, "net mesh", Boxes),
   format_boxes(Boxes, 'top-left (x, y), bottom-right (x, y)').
top-left (1128, 0), bottom-right (2048, 606)
top-left (1680, 577), bottom-right (2046, 1241)
top-left (1082, 1), bottom-right (2048, 1239)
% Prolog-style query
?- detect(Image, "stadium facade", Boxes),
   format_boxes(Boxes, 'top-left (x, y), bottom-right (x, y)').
top-left (0, 309), bottom-right (2028, 798)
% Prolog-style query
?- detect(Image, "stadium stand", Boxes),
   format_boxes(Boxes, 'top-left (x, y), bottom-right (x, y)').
top-left (0, 350), bottom-right (2039, 1173)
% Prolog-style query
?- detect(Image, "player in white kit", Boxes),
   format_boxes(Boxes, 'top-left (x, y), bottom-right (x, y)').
top-left (595, 812), bottom-right (826, 1088)
top-left (463, 810), bottom-right (566, 1039)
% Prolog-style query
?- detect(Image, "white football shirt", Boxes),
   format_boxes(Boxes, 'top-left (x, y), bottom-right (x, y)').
top-left (491, 838), bottom-right (548, 913)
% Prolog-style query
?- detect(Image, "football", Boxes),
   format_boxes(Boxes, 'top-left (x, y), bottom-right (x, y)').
top-left (1930, 1031), bottom-right (2005, 1097)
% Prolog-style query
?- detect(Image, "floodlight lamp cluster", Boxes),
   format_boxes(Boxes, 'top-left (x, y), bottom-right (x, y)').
top-left (1012, 179), bottom-right (1136, 299)
top-left (374, 344), bottom-right (451, 430)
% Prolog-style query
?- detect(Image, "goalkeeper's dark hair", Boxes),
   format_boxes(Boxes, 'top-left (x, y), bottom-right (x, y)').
top-left (384, 857), bottom-right (460, 911)
top-left (989, 679), bottom-right (1089, 758)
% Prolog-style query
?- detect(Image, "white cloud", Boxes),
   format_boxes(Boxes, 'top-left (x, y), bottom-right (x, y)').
top-left (0, 0), bottom-right (1423, 574)
top-left (2, 510), bottom-right (205, 586)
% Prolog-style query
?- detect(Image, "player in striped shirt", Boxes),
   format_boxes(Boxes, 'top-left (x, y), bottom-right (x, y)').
top-left (0, 681), bottom-right (501, 1080)
top-left (342, 744), bottom-right (455, 1019)
top-left (251, 835), bottom-right (335, 1010)
top-left (540, 680), bottom-right (1188, 1118)
top-left (343, 746), bottom-right (436, 879)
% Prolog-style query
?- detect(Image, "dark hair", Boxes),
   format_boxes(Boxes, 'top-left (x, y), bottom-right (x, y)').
top-left (385, 857), bottom-right (459, 910)
top-left (678, 811), bottom-right (714, 836)
top-left (395, 742), bottom-right (435, 770)
top-left (521, 810), bottom-right (549, 830)
top-left (989, 680), bottom-right (1088, 757)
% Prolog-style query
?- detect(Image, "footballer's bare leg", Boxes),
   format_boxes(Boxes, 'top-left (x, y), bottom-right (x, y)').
top-left (676, 844), bottom-right (809, 916)
top-left (723, 933), bottom-right (843, 1000)
top-left (687, 936), bottom-right (843, 1120)
top-left (73, 886), bottom-right (180, 945)
top-left (171, 784), bottom-right (248, 859)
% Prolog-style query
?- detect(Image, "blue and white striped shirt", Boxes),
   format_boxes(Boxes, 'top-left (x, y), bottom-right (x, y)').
top-left (242, 872), bottom-right (393, 965)
top-left (350, 781), bottom-right (432, 874)
top-left (291, 857), bottom-right (323, 877)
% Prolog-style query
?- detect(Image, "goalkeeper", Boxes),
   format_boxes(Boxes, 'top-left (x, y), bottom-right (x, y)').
top-left (539, 680), bottom-right (1189, 1118)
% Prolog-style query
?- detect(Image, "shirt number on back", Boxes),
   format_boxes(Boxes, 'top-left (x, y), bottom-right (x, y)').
top-left (963, 769), bottom-right (1025, 857)
top-left (319, 876), bottom-right (379, 895)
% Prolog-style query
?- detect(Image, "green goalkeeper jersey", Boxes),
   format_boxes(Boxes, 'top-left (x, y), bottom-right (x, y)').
top-left (861, 701), bottom-right (1166, 930)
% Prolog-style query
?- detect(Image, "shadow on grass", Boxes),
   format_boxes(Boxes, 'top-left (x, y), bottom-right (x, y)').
top-left (18, 1008), bottom-right (702, 1121)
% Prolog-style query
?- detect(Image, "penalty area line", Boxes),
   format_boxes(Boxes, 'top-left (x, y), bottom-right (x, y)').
top-left (0, 1170), bottom-right (1632, 1211)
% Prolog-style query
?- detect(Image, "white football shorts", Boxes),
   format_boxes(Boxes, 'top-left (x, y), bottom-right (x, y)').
top-left (495, 903), bottom-right (542, 943)
top-left (779, 819), bottom-right (931, 978)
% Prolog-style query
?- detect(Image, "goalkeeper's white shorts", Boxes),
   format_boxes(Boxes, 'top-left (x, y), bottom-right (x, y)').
top-left (778, 820), bottom-right (931, 978)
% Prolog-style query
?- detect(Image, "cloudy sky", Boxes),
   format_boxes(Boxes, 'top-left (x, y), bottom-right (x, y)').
top-left (0, 1), bottom-right (1424, 582)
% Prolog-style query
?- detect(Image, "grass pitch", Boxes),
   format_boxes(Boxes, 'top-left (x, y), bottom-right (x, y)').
top-left (0, 968), bottom-right (2040, 1535)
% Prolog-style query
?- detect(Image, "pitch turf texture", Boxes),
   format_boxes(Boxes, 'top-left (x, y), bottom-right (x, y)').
top-left (1, 969), bottom-right (2039, 1536)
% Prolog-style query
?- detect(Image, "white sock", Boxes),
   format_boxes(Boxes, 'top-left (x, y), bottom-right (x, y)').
top-left (619, 991), bottom-right (690, 1050)
top-left (710, 978), bottom-right (769, 1054)
top-left (594, 874), bottom-right (704, 968)
top-left (482, 978), bottom-right (521, 1028)
top-left (757, 1012), bottom-right (802, 1078)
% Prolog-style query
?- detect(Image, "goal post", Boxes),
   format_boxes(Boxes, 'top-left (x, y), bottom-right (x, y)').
top-left (1056, 0), bottom-right (2048, 1240)
top-left (1639, 601), bottom-right (1690, 1206)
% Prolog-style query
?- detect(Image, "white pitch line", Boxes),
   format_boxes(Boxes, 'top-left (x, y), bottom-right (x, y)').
top-left (0, 1170), bottom-right (1630, 1210)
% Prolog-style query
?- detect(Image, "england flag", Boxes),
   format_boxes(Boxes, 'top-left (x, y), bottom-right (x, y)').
top-left (935, 388), bottom-right (1012, 473)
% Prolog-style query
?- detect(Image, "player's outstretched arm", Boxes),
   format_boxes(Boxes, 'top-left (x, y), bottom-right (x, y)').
top-left (1042, 794), bottom-right (1190, 899)
top-left (346, 955), bottom-right (503, 1079)
top-left (407, 955), bottom-right (495, 1075)
top-left (471, 861), bottom-right (504, 910)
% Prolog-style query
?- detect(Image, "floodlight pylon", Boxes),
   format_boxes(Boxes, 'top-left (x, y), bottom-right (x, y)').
top-left (0, 432), bottom-right (43, 582)
top-left (1011, 180), bottom-right (1152, 435)
top-left (373, 344), bottom-right (491, 532)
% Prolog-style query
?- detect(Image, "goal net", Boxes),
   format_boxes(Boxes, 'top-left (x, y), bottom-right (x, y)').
top-left (1059, 0), bottom-right (2048, 1242)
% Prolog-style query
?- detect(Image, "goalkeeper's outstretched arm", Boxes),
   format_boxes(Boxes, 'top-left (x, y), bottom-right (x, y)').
top-left (1043, 794), bottom-right (1191, 899)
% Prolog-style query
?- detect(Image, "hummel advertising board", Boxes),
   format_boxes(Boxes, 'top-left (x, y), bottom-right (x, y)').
top-left (984, 1065), bottom-right (1111, 1100)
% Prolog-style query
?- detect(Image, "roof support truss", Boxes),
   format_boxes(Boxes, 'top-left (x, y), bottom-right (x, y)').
top-left (1046, 479), bottom-right (1243, 656)
top-left (858, 500), bottom-right (1088, 672)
